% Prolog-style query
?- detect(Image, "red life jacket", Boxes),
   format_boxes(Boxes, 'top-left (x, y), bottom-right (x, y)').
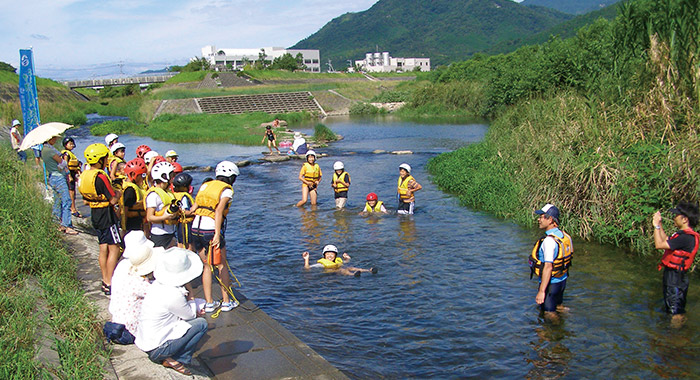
top-left (659, 228), bottom-right (700, 271)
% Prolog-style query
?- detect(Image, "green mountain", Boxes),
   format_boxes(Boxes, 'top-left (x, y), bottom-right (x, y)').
top-left (485, 2), bottom-right (620, 54)
top-left (291, 0), bottom-right (573, 69)
top-left (520, 0), bottom-right (621, 15)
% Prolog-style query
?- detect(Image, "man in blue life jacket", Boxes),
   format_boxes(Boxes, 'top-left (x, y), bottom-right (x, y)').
top-left (529, 203), bottom-right (573, 320)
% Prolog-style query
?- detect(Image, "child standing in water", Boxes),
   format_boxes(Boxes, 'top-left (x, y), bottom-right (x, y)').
top-left (296, 150), bottom-right (322, 207)
top-left (331, 161), bottom-right (350, 209)
top-left (302, 245), bottom-right (377, 277)
top-left (262, 125), bottom-right (281, 154)
top-left (397, 163), bottom-right (422, 215)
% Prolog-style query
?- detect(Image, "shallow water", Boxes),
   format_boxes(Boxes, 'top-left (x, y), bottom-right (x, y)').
top-left (71, 116), bottom-right (700, 378)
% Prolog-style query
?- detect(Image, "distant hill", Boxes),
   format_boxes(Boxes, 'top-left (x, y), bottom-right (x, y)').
top-left (485, 3), bottom-right (620, 55)
top-left (520, 0), bottom-right (621, 15)
top-left (291, 0), bottom-right (573, 69)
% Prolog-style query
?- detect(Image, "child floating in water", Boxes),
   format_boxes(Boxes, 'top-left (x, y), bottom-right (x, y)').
top-left (360, 192), bottom-right (388, 215)
top-left (302, 245), bottom-right (377, 277)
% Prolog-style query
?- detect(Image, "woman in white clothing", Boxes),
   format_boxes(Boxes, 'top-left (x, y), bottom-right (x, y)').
top-left (136, 247), bottom-right (206, 376)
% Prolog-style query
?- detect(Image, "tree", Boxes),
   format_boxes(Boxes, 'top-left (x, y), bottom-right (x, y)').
top-left (255, 49), bottom-right (269, 69)
top-left (270, 53), bottom-right (306, 71)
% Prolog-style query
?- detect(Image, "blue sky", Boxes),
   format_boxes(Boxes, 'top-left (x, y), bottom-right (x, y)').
top-left (0, 0), bottom-right (379, 80)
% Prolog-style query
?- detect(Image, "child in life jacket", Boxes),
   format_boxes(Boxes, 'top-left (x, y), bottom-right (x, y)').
top-left (172, 172), bottom-right (197, 251)
top-left (360, 192), bottom-right (388, 215)
top-left (331, 161), bottom-right (350, 209)
top-left (302, 245), bottom-right (377, 277)
top-left (145, 161), bottom-right (180, 249)
top-left (109, 143), bottom-right (126, 181)
top-left (61, 137), bottom-right (83, 217)
top-left (296, 150), bottom-right (322, 207)
top-left (121, 158), bottom-right (149, 235)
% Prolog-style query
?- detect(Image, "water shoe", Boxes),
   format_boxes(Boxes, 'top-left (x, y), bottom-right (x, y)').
top-left (220, 301), bottom-right (239, 312)
top-left (204, 301), bottom-right (221, 313)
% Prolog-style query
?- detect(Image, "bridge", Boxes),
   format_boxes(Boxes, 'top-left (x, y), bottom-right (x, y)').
top-left (61, 73), bottom-right (177, 88)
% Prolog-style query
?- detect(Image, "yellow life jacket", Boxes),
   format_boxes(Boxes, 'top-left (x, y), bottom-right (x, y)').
top-left (528, 231), bottom-right (573, 279)
top-left (111, 174), bottom-right (127, 193)
top-left (301, 162), bottom-right (321, 182)
top-left (78, 169), bottom-right (112, 208)
top-left (120, 181), bottom-right (146, 230)
top-left (108, 156), bottom-right (125, 175)
top-left (332, 171), bottom-right (350, 193)
top-left (145, 186), bottom-right (179, 225)
top-left (398, 175), bottom-right (415, 202)
top-left (364, 200), bottom-right (384, 213)
top-left (61, 149), bottom-right (80, 171)
top-left (194, 180), bottom-right (233, 220)
top-left (174, 192), bottom-right (195, 223)
top-left (317, 257), bottom-right (343, 269)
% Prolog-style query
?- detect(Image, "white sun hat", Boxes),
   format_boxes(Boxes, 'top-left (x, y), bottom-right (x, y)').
top-left (122, 231), bottom-right (154, 259)
top-left (154, 247), bottom-right (203, 287)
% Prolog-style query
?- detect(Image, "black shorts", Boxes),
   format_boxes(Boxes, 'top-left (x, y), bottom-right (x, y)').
top-left (96, 224), bottom-right (122, 245)
top-left (191, 228), bottom-right (226, 253)
top-left (66, 172), bottom-right (78, 191)
top-left (151, 233), bottom-right (175, 248)
top-left (663, 267), bottom-right (689, 315)
top-left (541, 279), bottom-right (566, 312)
top-left (176, 222), bottom-right (193, 245)
top-left (124, 217), bottom-right (143, 232)
top-left (398, 200), bottom-right (414, 214)
top-left (334, 191), bottom-right (348, 199)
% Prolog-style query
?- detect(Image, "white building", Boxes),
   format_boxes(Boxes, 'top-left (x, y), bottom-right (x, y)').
top-left (201, 46), bottom-right (321, 72)
top-left (355, 52), bottom-right (430, 73)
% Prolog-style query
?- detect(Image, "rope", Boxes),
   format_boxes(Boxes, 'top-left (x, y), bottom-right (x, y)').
top-left (206, 242), bottom-right (258, 318)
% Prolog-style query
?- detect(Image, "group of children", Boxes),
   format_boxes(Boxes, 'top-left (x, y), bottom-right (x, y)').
top-left (295, 150), bottom-right (423, 216)
top-left (68, 134), bottom-right (239, 314)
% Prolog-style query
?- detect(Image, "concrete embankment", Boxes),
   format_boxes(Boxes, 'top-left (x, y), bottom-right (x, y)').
top-left (65, 215), bottom-right (347, 379)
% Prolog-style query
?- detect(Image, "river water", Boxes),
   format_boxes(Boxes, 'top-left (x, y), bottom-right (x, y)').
top-left (69, 115), bottom-right (700, 378)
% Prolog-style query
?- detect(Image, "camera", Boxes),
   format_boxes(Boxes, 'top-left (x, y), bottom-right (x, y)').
top-left (168, 200), bottom-right (182, 214)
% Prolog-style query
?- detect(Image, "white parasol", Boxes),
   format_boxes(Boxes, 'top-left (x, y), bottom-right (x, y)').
top-left (19, 122), bottom-right (73, 151)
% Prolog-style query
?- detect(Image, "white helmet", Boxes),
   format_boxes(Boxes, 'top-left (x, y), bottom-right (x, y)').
top-left (105, 133), bottom-right (119, 146)
top-left (333, 161), bottom-right (344, 170)
top-left (110, 142), bottom-right (126, 154)
top-left (143, 150), bottom-right (159, 164)
top-left (305, 150), bottom-right (317, 158)
top-left (323, 244), bottom-right (338, 254)
top-left (216, 161), bottom-right (240, 177)
top-left (399, 163), bottom-right (411, 173)
top-left (151, 161), bottom-right (175, 183)
top-left (165, 150), bottom-right (178, 158)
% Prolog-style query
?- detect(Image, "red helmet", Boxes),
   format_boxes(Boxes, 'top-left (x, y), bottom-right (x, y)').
top-left (172, 162), bottom-right (183, 174)
top-left (124, 158), bottom-right (147, 181)
top-left (151, 155), bottom-right (166, 166)
top-left (135, 145), bottom-right (151, 159)
top-left (366, 192), bottom-right (378, 201)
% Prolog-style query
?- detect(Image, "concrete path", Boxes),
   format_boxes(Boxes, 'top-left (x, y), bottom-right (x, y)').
top-left (65, 215), bottom-right (348, 380)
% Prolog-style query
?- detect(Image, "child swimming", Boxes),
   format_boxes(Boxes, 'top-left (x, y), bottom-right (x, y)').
top-left (302, 245), bottom-right (377, 277)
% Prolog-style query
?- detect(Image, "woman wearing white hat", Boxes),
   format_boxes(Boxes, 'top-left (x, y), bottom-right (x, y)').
top-left (109, 231), bottom-right (161, 336)
top-left (136, 247), bottom-right (206, 376)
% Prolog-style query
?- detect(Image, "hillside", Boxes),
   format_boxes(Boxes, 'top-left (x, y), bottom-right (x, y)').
top-left (521, 0), bottom-right (621, 14)
top-left (291, 0), bottom-right (572, 68)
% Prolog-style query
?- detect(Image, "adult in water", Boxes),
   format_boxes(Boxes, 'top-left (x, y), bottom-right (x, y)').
top-left (653, 201), bottom-right (699, 327)
top-left (529, 203), bottom-right (573, 321)
top-left (302, 244), bottom-right (377, 277)
top-left (296, 150), bottom-right (322, 207)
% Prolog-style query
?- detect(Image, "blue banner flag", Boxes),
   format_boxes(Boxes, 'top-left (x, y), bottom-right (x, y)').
top-left (18, 48), bottom-right (41, 136)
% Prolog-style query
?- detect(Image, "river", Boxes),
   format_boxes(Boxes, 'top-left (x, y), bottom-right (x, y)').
top-left (69, 115), bottom-right (700, 378)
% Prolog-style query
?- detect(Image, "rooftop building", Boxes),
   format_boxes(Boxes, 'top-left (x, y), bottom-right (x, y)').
top-left (201, 46), bottom-right (321, 72)
top-left (355, 52), bottom-right (430, 73)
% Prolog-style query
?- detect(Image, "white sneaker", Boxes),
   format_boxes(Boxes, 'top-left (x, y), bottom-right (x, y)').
top-left (220, 300), bottom-right (239, 312)
top-left (204, 301), bottom-right (221, 313)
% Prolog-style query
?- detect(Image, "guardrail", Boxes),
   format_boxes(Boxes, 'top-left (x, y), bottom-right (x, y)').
top-left (62, 73), bottom-right (177, 88)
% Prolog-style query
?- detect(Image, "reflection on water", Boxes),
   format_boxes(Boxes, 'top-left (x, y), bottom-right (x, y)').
top-left (72, 116), bottom-right (700, 378)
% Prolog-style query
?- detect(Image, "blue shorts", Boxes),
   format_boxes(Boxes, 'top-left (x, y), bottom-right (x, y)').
top-left (176, 222), bottom-right (193, 245)
top-left (541, 279), bottom-right (566, 312)
top-left (191, 227), bottom-right (226, 253)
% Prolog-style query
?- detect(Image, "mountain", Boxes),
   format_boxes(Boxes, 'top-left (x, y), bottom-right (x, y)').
top-left (520, 0), bottom-right (622, 15)
top-left (485, 2), bottom-right (620, 55)
top-left (291, 0), bottom-right (573, 69)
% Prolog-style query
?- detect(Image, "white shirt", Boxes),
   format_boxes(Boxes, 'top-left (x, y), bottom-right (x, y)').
top-left (135, 282), bottom-right (196, 352)
top-left (146, 191), bottom-right (176, 235)
top-left (10, 127), bottom-right (21, 150)
top-left (109, 259), bottom-right (151, 334)
top-left (541, 236), bottom-right (557, 263)
top-left (292, 137), bottom-right (306, 152)
top-left (192, 188), bottom-right (233, 231)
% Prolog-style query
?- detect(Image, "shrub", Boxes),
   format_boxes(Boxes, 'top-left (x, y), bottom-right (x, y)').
top-left (313, 123), bottom-right (337, 142)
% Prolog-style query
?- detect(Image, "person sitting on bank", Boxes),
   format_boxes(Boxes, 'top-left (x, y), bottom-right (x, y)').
top-left (331, 161), bottom-right (350, 209)
top-left (109, 231), bottom-right (162, 339)
top-left (136, 247), bottom-right (206, 377)
top-left (262, 125), bottom-right (281, 154)
top-left (302, 244), bottom-right (377, 277)
top-left (79, 143), bottom-right (122, 295)
top-left (61, 137), bottom-right (82, 217)
top-left (296, 150), bottom-right (322, 207)
top-left (529, 204), bottom-right (573, 321)
top-left (653, 201), bottom-right (700, 326)
top-left (145, 162), bottom-right (180, 248)
top-left (361, 192), bottom-right (388, 215)
top-left (397, 163), bottom-right (422, 215)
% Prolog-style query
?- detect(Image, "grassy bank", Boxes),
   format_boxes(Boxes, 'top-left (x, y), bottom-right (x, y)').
top-left (90, 111), bottom-right (311, 145)
top-left (0, 145), bottom-right (105, 378)
top-left (425, 0), bottom-right (699, 255)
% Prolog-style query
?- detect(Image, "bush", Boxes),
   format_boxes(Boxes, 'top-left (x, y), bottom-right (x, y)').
top-left (349, 102), bottom-right (384, 115)
top-left (313, 123), bottom-right (337, 142)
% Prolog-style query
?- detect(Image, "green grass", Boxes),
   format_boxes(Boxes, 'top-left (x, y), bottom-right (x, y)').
top-left (313, 123), bottom-right (338, 142)
top-left (0, 144), bottom-right (106, 378)
top-left (165, 71), bottom-right (208, 84)
top-left (90, 111), bottom-right (312, 145)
